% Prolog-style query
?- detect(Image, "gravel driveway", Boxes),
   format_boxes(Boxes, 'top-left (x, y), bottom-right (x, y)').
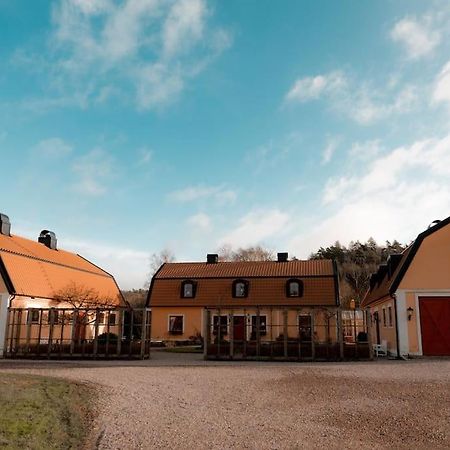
top-left (0, 354), bottom-right (449, 449)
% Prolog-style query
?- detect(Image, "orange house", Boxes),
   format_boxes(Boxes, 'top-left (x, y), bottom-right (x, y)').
top-left (0, 212), bottom-right (124, 356)
top-left (362, 217), bottom-right (450, 357)
top-left (147, 253), bottom-right (341, 352)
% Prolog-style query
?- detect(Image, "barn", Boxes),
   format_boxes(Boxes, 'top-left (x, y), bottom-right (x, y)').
top-left (362, 217), bottom-right (450, 357)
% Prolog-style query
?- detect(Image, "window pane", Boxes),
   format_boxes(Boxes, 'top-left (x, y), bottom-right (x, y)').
top-left (184, 283), bottom-right (193, 297)
top-left (213, 315), bottom-right (228, 335)
top-left (235, 282), bottom-right (246, 297)
top-left (109, 313), bottom-right (116, 325)
top-left (251, 315), bottom-right (267, 338)
top-left (169, 315), bottom-right (183, 334)
top-left (289, 282), bottom-right (300, 296)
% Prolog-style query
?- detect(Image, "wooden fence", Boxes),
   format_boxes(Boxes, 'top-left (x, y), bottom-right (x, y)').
top-left (203, 306), bottom-right (371, 361)
top-left (4, 307), bottom-right (151, 359)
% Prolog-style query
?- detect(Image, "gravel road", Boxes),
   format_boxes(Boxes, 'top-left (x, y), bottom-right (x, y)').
top-left (1, 355), bottom-right (449, 449)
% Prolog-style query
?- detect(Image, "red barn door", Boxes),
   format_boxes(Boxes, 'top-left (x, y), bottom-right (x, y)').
top-left (419, 297), bottom-right (450, 356)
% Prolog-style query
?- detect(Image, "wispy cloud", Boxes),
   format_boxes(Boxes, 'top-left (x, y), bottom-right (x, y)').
top-left (31, 137), bottom-right (73, 158)
top-left (348, 139), bottom-right (383, 161)
top-left (291, 133), bottom-right (450, 257)
top-left (187, 212), bottom-right (212, 231)
top-left (285, 70), bottom-right (419, 125)
top-left (168, 184), bottom-right (236, 204)
top-left (432, 60), bottom-right (450, 107)
top-left (322, 136), bottom-right (340, 165)
top-left (218, 209), bottom-right (290, 248)
top-left (72, 148), bottom-right (115, 196)
top-left (390, 16), bottom-right (441, 60)
top-left (16, 0), bottom-right (232, 111)
top-left (137, 147), bottom-right (153, 166)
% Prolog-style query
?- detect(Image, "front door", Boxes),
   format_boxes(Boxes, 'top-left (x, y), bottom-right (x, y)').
top-left (233, 316), bottom-right (246, 341)
top-left (374, 312), bottom-right (381, 345)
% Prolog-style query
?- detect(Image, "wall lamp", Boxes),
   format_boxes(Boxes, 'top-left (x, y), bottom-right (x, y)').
top-left (407, 307), bottom-right (414, 321)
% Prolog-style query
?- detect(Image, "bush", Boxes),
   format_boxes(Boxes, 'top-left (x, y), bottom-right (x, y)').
top-left (97, 332), bottom-right (118, 344)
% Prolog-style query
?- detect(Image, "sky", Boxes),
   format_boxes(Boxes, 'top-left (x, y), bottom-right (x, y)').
top-left (1, 0), bottom-right (450, 290)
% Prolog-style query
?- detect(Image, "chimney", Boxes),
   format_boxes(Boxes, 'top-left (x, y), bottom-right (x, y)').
top-left (38, 230), bottom-right (57, 250)
top-left (0, 213), bottom-right (11, 236)
top-left (207, 253), bottom-right (218, 264)
top-left (277, 252), bottom-right (288, 262)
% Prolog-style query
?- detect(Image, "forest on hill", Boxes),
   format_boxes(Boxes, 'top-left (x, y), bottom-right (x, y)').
top-left (123, 239), bottom-right (408, 308)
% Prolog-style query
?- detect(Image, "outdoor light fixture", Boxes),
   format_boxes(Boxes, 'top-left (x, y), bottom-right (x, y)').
top-left (407, 307), bottom-right (414, 321)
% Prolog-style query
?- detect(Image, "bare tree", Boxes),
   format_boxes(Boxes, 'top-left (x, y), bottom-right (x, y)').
top-left (218, 245), bottom-right (274, 262)
top-left (145, 249), bottom-right (176, 287)
top-left (53, 282), bottom-right (118, 309)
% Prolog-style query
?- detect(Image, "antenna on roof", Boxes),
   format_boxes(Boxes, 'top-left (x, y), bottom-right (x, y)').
top-left (428, 219), bottom-right (441, 229)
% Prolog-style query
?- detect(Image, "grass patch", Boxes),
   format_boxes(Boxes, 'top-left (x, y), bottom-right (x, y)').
top-left (0, 373), bottom-right (93, 450)
top-left (163, 346), bottom-right (203, 353)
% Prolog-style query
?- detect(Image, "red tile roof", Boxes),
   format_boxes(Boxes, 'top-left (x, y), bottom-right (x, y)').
top-left (155, 259), bottom-right (335, 279)
top-left (0, 233), bottom-right (123, 303)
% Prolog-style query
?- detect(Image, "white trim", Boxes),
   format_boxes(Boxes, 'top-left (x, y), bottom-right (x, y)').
top-left (0, 294), bottom-right (11, 357)
top-left (415, 291), bottom-right (450, 356)
top-left (395, 290), bottom-right (409, 356)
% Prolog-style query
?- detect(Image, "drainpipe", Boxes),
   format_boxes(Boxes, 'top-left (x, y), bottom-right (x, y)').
top-left (391, 293), bottom-right (402, 360)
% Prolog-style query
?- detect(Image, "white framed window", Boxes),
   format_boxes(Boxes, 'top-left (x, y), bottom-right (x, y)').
top-left (168, 315), bottom-right (184, 335)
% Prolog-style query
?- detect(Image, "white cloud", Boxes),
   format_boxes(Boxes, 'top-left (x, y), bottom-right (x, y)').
top-left (285, 71), bottom-right (345, 103)
top-left (63, 236), bottom-right (149, 290)
top-left (32, 137), bottom-right (73, 158)
top-left (291, 133), bottom-right (450, 257)
top-left (187, 212), bottom-right (211, 231)
top-left (285, 71), bottom-right (418, 125)
top-left (72, 148), bottom-right (115, 196)
top-left (168, 184), bottom-right (236, 204)
top-left (348, 140), bottom-right (382, 160)
top-left (322, 137), bottom-right (339, 164)
top-left (390, 17), bottom-right (441, 60)
top-left (432, 60), bottom-right (450, 106)
top-left (19, 0), bottom-right (231, 111)
top-left (218, 209), bottom-right (290, 248)
top-left (137, 148), bottom-right (153, 165)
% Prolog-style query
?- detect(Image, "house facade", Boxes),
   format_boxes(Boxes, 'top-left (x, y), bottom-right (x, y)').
top-left (147, 253), bottom-right (345, 359)
top-left (0, 213), bottom-right (124, 356)
top-left (362, 217), bottom-right (450, 357)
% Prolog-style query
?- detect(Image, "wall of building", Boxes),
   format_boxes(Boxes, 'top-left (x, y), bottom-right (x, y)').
top-left (367, 296), bottom-right (397, 355)
top-left (151, 306), bottom-right (340, 343)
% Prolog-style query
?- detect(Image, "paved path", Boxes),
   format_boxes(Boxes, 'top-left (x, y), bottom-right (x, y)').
top-left (1, 354), bottom-right (449, 449)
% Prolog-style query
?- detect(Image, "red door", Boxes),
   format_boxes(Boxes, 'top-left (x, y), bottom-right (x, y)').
top-left (233, 316), bottom-right (246, 341)
top-left (419, 297), bottom-right (450, 356)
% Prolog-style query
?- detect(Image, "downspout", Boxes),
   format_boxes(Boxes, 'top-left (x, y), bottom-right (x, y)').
top-left (391, 293), bottom-right (402, 359)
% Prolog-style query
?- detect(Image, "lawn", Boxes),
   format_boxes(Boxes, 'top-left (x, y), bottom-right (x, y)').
top-left (0, 373), bottom-right (93, 450)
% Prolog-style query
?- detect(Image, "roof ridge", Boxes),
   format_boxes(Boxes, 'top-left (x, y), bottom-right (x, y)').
top-left (0, 247), bottom-right (111, 278)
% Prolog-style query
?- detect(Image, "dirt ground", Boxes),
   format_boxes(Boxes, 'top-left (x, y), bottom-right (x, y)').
top-left (0, 353), bottom-right (449, 449)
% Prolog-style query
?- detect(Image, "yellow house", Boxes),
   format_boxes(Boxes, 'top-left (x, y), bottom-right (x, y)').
top-left (0, 212), bottom-right (124, 356)
top-left (362, 217), bottom-right (450, 357)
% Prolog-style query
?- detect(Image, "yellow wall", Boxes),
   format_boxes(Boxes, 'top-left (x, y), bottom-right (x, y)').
top-left (367, 297), bottom-right (397, 354)
top-left (400, 224), bottom-right (450, 290)
top-left (151, 306), bottom-right (339, 343)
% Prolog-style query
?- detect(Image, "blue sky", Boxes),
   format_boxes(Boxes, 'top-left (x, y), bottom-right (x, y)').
top-left (1, 0), bottom-right (450, 289)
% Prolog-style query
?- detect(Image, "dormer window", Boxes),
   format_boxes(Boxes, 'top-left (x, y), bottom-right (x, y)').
top-left (232, 279), bottom-right (249, 298)
top-left (181, 280), bottom-right (196, 298)
top-left (286, 279), bottom-right (303, 297)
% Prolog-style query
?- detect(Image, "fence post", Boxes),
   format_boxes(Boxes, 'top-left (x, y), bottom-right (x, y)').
top-left (70, 310), bottom-right (78, 355)
top-left (311, 310), bottom-right (316, 361)
top-left (25, 310), bottom-right (32, 354)
top-left (203, 309), bottom-right (210, 360)
top-left (47, 308), bottom-right (55, 359)
top-left (93, 309), bottom-right (100, 358)
top-left (117, 309), bottom-right (123, 357)
top-left (140, 307), bottom-right (147, 359)
top-left (367, 309), bottom-right (373, 360)
top-left (256, 307), bottom-right (261, 359)
top-left (229, 311), bottom-right (234, 360)
top-left (283, 308), bottom-right (288, 359)
top-left (337, 308), bottom-right (344, 360)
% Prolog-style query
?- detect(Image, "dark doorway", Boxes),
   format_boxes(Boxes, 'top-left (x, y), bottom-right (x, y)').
top-left (233, 316), bottom-right (246, 340)
top-left (373, 312), bottom-right (380, 345)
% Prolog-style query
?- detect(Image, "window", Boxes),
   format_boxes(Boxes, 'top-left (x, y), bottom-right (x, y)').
top-left (108, 313), bottom-right (116, 326)
top-left (168, 315), bottom-right (184, 335)
top-left (286, 279), bottom-right (303, 297)
top-left (213, 315), bottom-right (228, 336)
top-left (388, 306), bottom-right (393, 328)
top-left (298, 315), bottom-right (312, 341)
top-left (28, 309), bottom-right (40, 324)
top-left (181, 280), bottom-right (196, 298)
top-left (382, 308), bottom-right (387, 327)
top-left (48, 309), bottom-right (60, 324)
top-left (98, 312), bottom-right (106, 324)
top-left (251, 315), bottom-right (267, 339)
top-left (232, 279), bottom-right (249, 298)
